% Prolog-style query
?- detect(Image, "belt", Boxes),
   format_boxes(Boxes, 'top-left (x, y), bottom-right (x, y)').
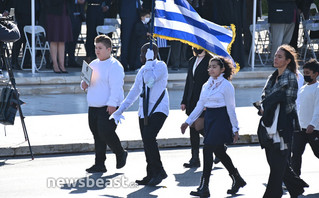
top-left (88, 3), bottom-right (100, 6)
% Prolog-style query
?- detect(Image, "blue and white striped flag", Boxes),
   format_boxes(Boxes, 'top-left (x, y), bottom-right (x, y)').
top-left (154, 0), bottom-right (238, 70)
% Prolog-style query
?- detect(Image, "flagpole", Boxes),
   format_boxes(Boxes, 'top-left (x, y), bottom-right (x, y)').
top-left (149, 0), bottom-right (155, 50)
top-left (251, 0), bottom-right (257, 71)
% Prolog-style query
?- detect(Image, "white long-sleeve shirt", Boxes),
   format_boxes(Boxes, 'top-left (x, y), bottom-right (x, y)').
top-left (117, 59), bottom-right (169, 118)
top-left (82, 57), bottom-right (124, 107)
top-left (298, 81), bottom-right (319, 130)
top-left (185, 75), bottom-right (239, 133)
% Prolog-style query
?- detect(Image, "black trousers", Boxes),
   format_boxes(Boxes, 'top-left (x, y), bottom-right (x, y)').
top-left (202, 144), bottom-right (236, 181)
top-left (88, 106), bottom-right (124, 166)
top-left (263, 144), bottom-right (305, 198)
top-left (292, 129), bottom-right (319, 176)
top-left (11, 14), bottom-right (31, 65)
top-left (139, 112), bottom-right (167, 177)
top-left (85, 6), bottom-right (104, 59)
top-left (66, 14), bottom-right (82, 64)
top-left (189, 127), bottom-right (204, 158)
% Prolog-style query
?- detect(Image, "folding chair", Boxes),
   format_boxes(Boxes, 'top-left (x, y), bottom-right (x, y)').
top-left (104, 18), bottom-right (121, 28)
top-left (96, 25), bottom-right (121, 58)
top-left (302, 19), bottom-right (319, 61)
top-left (21, 25), bottom-right (50, 71)
top-left (248, 19), bottom-right (271, 66)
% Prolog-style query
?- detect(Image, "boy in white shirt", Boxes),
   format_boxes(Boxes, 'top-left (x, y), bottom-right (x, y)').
top-left (292, 58), bottom-right (319, 176)
top-left (81, 35), bottom-right (127, 173)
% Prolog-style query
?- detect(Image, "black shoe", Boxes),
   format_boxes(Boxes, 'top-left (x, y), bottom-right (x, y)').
top-left (227, 169), bottom-right (246, 194)
top-left (85, 164), bottom-right (107, 173)
top-left (190, 177), bottom-right (210, 197)
top-left (148, 169), bottom-right (167, 186)
top-left (116, 150), bottom-right (128, 169)
top-left (135, 176), bottom-right (152, 185)
top-left (183, 158), bottom-right (200, 168)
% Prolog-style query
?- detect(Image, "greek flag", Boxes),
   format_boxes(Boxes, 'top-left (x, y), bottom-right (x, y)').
top-left (154, 0), bottom-right (238, 70)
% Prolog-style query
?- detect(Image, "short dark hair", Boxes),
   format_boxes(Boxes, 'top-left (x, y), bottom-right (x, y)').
top-left (139, 9), bottom-right (150, 17)
top-left (209, 56), bottom-right (235, 80)
top-left (303, 58), bottom-right (319, 73)
top-left (95, 35), bottom-right (112, 49)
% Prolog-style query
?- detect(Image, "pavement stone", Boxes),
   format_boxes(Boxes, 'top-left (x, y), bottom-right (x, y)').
top-left (0, 107), bottom-right (260, 157)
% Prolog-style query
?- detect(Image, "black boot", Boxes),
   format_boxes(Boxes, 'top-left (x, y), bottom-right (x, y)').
top-left (227, 169), bottom-right (246, 194)
top-left (183, 157), bottom-right (200, 168)
top-left (190, 176), bottom-right (210, 197)
top-left (184, 149), bottom-right (200, 168)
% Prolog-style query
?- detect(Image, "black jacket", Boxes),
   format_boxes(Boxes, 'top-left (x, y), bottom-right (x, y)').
top-left (44, 0), bottom-right (72, 16)
top-left (181, 54), bottom-right (210, 115)
top-left (267, 0), bottom-right (300, 24)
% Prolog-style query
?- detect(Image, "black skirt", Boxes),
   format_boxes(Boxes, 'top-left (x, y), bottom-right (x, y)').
top-left (204, 107), bottom-right (233, 146)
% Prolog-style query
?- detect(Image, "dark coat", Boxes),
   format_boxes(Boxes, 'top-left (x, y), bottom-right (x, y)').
top-left (181, 54), bottom-right (210, 115)
top-left (267, 0), bottom-right (300, 24)
top-left (44, 0), bottom-right (72, 16)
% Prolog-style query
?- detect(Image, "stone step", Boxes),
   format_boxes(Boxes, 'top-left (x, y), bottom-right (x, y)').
top-left (11, 71), bottom-right (272, 95)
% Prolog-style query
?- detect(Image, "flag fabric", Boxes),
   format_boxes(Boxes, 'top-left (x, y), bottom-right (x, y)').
top-left (153, 0), bottom-right (239, 71)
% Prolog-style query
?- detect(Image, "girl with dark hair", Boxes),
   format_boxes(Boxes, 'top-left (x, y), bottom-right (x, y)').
top-left (181, 55), bottom-right (246, 197)
top-left (258, 44), bottom-right (308, 198)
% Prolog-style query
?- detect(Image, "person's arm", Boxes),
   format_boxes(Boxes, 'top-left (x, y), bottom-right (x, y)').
top-left (107, 64), bottom-right (124, 108)
top-left (0, 21), bottom-right (20, 42)
top-left (224, 82), bottom-right (239, 134)
top-left (181, 62), bottom-right (192, 109)
top-left (143, 60), bottom-right (167, 88)
top-left (109, 70), bottom-right (143, 124)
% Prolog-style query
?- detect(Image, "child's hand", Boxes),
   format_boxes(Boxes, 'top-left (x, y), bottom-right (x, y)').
top-left (81, 81), bottom-right (88, 91)
top-left (181, 122), bottom-right (189, 134)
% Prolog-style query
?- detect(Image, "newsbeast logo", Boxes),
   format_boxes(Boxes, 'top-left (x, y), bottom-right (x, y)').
top-left (47, 175), bottom-right (138, 188)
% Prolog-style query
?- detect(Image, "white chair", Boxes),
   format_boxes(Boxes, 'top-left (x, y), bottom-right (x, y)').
top-left (104, 18), bottom-right (121, 28)
top-left (248, 20), bottom-right (271, 66)
top-left (96, 25), bottom-right (121, 58)
top-left (21, 25), bottom-right (50, 71)
top-left (302, 19), bottom-right (319, 61)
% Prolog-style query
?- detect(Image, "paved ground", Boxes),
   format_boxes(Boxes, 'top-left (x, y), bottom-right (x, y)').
top-left (0, 88), bottom-right (262, 156)
top-left (0, 146), bottom-right (318, 198)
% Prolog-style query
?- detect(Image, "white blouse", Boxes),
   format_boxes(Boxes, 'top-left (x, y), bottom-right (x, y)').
top-left (185, 75), bottom-right (239, 133)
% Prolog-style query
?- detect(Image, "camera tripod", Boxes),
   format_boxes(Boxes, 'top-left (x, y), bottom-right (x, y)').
top-left (0, 42), bottom-right (33, 160)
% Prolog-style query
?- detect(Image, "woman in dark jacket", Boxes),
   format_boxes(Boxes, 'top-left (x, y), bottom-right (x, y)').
top-left (259, 44), bottom-right (307, 198)
top-left (180, 48), bottom-right (210, 168)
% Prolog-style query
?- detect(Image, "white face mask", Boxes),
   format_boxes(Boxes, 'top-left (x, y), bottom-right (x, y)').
top-left (144, 17), bottom-right (150, 24)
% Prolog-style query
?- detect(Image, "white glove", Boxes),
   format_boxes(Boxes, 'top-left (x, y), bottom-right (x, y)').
top-left (109, 110), bottom-right (125, 125)
top-left (146, 49), bottom-right (154, 61)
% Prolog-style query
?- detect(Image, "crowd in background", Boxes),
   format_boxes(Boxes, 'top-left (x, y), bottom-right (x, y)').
top-left (0, 0), bottom-right (318, 73)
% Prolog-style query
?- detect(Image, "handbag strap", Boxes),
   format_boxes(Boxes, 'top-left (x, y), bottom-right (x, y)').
top-left (149, 90), bottom-right (165, 117)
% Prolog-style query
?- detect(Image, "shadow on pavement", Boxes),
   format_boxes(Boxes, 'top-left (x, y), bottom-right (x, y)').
top-left (127, 185), bottom-right (161, 198)
top-left (174, 168), bottom-right (202, 187)
top-left (60, 173), bottom-right (122, 194)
